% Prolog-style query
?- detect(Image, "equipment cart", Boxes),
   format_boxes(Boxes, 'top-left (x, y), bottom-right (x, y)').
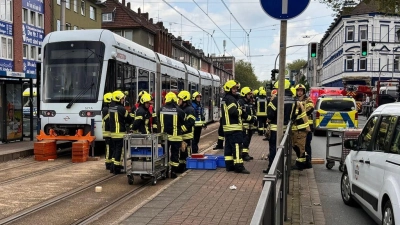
top-left (326, 128), bottom-right (362, 172)
top-left (123, 133), bottom-right (169, 185)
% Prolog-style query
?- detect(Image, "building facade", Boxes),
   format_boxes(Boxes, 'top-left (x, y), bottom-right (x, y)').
top-left (320, 1), bottom-right (400, 87)
top-left (53, 0), bottom-right (105, 31)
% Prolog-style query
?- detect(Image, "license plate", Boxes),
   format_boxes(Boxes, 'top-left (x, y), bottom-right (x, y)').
top-left (331, 120), bottom-right (343, 123)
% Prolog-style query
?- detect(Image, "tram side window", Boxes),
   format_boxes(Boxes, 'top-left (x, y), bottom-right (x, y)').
top-left (116, 64), bottom-right (123, 89)
top-left (150, 72), bottom-right (155, 94)
top-left (162, 74), bottom-right (170, 105)
top-left (138, 69), bottom-right (150, 93)
top-left (178, 79), bottom-right (184, 91)
top-left (170, 78), bottom-right (178, 93)
top-left (104, 59), bottom-right (116, 93)
top-left (124, 65), bottom-right (136, 108)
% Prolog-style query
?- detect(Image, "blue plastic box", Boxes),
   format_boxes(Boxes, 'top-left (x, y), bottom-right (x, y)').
top-left (204, 154), bottom-right (225, 168)
top-left (131, 146), bottom-right (164, 157)
top-left (186, 156), bottom-right (217, 170)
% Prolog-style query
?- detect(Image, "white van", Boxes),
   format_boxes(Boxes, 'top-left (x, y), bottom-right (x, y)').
top-left (341, 102), bottom-right (400, 224)
top-left (379, 86), bottom-right (397, 98)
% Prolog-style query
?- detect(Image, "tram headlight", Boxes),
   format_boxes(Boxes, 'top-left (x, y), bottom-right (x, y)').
top-left (41, 110), bottom-right (56, 117)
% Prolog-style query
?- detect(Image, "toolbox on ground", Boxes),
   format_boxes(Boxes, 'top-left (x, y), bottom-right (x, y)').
top-left (186, 156), bottom-right (217, 170)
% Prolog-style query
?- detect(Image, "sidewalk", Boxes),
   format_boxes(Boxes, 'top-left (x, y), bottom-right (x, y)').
top-left (117, 134), bottom-right (326, 225)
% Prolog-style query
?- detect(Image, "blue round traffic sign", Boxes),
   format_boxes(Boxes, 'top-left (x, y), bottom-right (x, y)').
top-left (260, 0), bottom-right (310, 20)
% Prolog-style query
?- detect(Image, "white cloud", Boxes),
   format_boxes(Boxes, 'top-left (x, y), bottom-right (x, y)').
top-left (126, 0), bottom-right (335, 81)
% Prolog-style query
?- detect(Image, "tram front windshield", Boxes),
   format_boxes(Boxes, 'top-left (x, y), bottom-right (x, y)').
top-left (43, 41), bottom-right (105, 103)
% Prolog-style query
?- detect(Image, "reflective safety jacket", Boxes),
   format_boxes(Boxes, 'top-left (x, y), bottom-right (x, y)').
top-left (192, 101), bottom-right (205, 127)
top-left (292, 101), bottom-right (310, 131)
top-left (132, 105), bottom-right (151, 134)
top-left (267, 90), bottom-right (296, 131)
top-left (109, 102), bottom-right (133, 138)
top-left (300, 96), bottom-right (315, 126)
top-left (238, 97), bottom-right (254, 129)
top-left (221, 93), bottom-right (244, 134)
top-left (134, 102), bottom-right (157, 131)
top-left (256, 96), bottom-right (268, 117)
top-left (102, 103), bottom-right (111, 138)
top-left (181, 104), bottom-right (196, 140)
top-left (159, 103), bottom-right (185, 141)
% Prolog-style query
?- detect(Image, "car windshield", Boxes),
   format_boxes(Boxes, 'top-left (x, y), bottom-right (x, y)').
top-left (320, 100), bottom-right (355, 111)
top-left (43, 41), bottom-right (105, 103)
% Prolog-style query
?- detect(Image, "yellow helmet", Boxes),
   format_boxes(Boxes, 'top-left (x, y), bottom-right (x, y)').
top-left (178, 90), bottom-right (191, 101)
top-left (253, 90), bottom-right (259, 96)
top-left (240, 87), bottom-right (252, 97)
top-left (103, 92), bottom-right (113, 103)
top-left (112, 90), bottom-right (125, 102)
top-left (259, 89), bottom-right (267, 96)
top-left (295, 84), bottom-right (306, 90)
top-left (259, 87), bottom-right (265, 92)
top-left (223, 80), bottom-right (238, 92)
top-left (273, 79), bottom-right (291, 89)
top-left (138, 90), bottom-right (148, 98)
top-left (165, 92), bottom-right (178, 103)
top-left (290, 87), bottom-right (296, 97)
top-left (140, 93), bottom-right (152, 104)
top-left (192, 91), bottom-right (202, 100)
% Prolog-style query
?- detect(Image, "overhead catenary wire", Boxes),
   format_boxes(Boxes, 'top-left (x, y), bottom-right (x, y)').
top-left (220, 0), bottom-right (248, 35)
top-left (192, 0), bottom-right (247, 57)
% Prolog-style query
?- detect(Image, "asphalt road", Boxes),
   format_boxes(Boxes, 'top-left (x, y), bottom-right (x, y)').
top-left (311, 116), bottom-right (377, 225)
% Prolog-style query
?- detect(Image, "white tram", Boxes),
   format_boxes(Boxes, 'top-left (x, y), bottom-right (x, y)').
top-left (39, 29), bottom-right (221, 142)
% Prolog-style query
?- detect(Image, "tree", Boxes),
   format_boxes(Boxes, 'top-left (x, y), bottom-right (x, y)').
top-left (298, 75), bottom-right (310, 92)
top-left (235, 60), bottom-right (261, 90)
top-left (287, 59), bottom-right (307, 71)
top-left (319, 0), bottom-right (397, 15)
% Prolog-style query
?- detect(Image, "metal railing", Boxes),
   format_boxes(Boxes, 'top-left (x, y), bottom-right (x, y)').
top-left (250, 122), bottom-right (293, 225)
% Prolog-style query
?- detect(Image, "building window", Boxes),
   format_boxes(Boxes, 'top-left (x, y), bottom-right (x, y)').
top-left (81, 0), bottom-right (85, 16)
top-left (381, 25), bottom-right (389, 42)
top-left (149, 34), bottom-right (154, 47)
top-left (0, 0), bottom-right (13, 22)
top-left (346, 26), bottom-right (354, 42)
top-left (102, 13), bottom-right (112, 22)
top-left (74, 0), bottom-right (77, 12)
top-left (1, 36), bottom-right (12, 60)
top-left (66, 23), bottom-right (71, 30)
top-left (395, 56), bottom-right (400, 71)
top-left (38, 14), bottom-right (43, 28)
top-left (30, 46), bottom-right (36, 60)
top-left (359, 25), bottom-right (367, 40)
top-left (396, 26), bottom-right (400, 43)
top-left (23, 44), bottom-right (28, 59)
top-left (346, 57), bottom-right (354, 70)
top-left (114, 30), bottom-right (122, 36)
top-left (90, 6), bottom-right (95, 20)
top-left (66, 0), bottom-right (70, 9)
top-left (30, 11), bottom-right (36, 26)
top-left (22, 8), bottom-right (28, 23)
top-left (124, 30), bottom-right (133, 40)
top-left (360, 58), bottom-right (366, 70)
top-left (57, 20), bottom-right (61, 31)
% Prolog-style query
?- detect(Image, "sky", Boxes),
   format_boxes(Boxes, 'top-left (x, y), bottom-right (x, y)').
top-left (126, 0), bottom-right (336, 81)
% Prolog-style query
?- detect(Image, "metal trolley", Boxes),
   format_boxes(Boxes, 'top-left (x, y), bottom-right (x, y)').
top-left (326, 128), bottom-right (362, 172)
top-left (123, 133), bottom-right (169, 186)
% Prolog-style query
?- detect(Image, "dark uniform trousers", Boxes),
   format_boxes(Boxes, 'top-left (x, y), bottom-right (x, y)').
top-left (257, 116), bottom-right (267, 135)
top-left (268, 131), bottom-right (277, 166)
top-left (224, 132), bottom-right (244, 171)
top-left (112, 138), bottom-right (124, 166)
top-left (192, 127), bottom-right (202, 153)
top-left (105, 137), bottom-right (114, 164)
top-left (242, 128), bottom-right (253, 156)
top-left (169, 141), bottom-right (182, 171)
top-left (216, 122), bottom-right (224, 148)
top-left (178, 139), bottom-right (192, 172)
top-left (306, 126), bottom-right (313, 160)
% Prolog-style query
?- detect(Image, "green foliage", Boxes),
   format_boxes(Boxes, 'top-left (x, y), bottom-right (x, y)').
top-left (287, 59), bottom-right (307, 71)
top-left (235, 60), bottom-right (262, 90)
top-left (298, 75), bottom-right (310, 92)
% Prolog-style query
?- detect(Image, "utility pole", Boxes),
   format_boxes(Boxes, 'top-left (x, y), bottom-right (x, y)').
top-left (276, 20), bottom-right (287, 145)
top-left (60, 0), bottom-right (66, 31)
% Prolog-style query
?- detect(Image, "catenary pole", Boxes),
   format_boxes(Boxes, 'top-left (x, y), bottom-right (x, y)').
top-left (277, 20), bottom-right (287, 146)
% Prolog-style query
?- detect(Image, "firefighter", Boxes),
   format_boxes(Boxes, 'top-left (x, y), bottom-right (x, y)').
top-left (263, 79), bottom-right (296, 173)
top-left (177, 90), bottom-right (196, 173)
top-left (291, 85), bottom-right (311, 171)
top-left (295, 84), bottom-right (314, 169)
top-left (222, 80), bottom-right (250, 174)
top-left (238, 86), bottom-right (256, 161)
top-left (102, 92), bottom-right (113, 170)
top-left (109, 90), bottom-right (132, 174)
top-left (256, 89), bottom-right (268, 136)
top-left (159, 92), bottom-right (186, 179)
top-left (131, 93), bottom-right (152, 134)
top-left (192, 91), bottom-right (205, 154)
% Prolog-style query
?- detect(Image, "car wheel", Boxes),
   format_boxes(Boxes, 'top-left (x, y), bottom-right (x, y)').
top-left (341, 171), bottom-right (356, 206)
top-left (382, 200), bottom-right (395, 225)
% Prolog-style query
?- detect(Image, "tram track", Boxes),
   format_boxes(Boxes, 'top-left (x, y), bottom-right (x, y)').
top-left (0, 125), bottom-right (219, 225)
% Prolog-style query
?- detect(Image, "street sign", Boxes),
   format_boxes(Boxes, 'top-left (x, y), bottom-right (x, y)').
top-left (259, 0), bottom-right (310, 20)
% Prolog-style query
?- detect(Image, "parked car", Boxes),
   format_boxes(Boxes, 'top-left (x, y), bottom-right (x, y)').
top-left (341, 102), bottom-right (400, 224)
top-left (313, 96), bottom-right (358, 135)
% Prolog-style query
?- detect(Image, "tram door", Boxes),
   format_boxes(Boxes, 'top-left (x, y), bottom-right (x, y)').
top-left (0, 82), bottom-right (23, 142)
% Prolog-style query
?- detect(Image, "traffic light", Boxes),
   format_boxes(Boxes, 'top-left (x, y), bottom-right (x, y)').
top-left (271, 69), bottom-right (279, 81)
top-left (310, 43), bottom-right (318, 58)
top-left (360, 40), bottom-right (368, 57)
